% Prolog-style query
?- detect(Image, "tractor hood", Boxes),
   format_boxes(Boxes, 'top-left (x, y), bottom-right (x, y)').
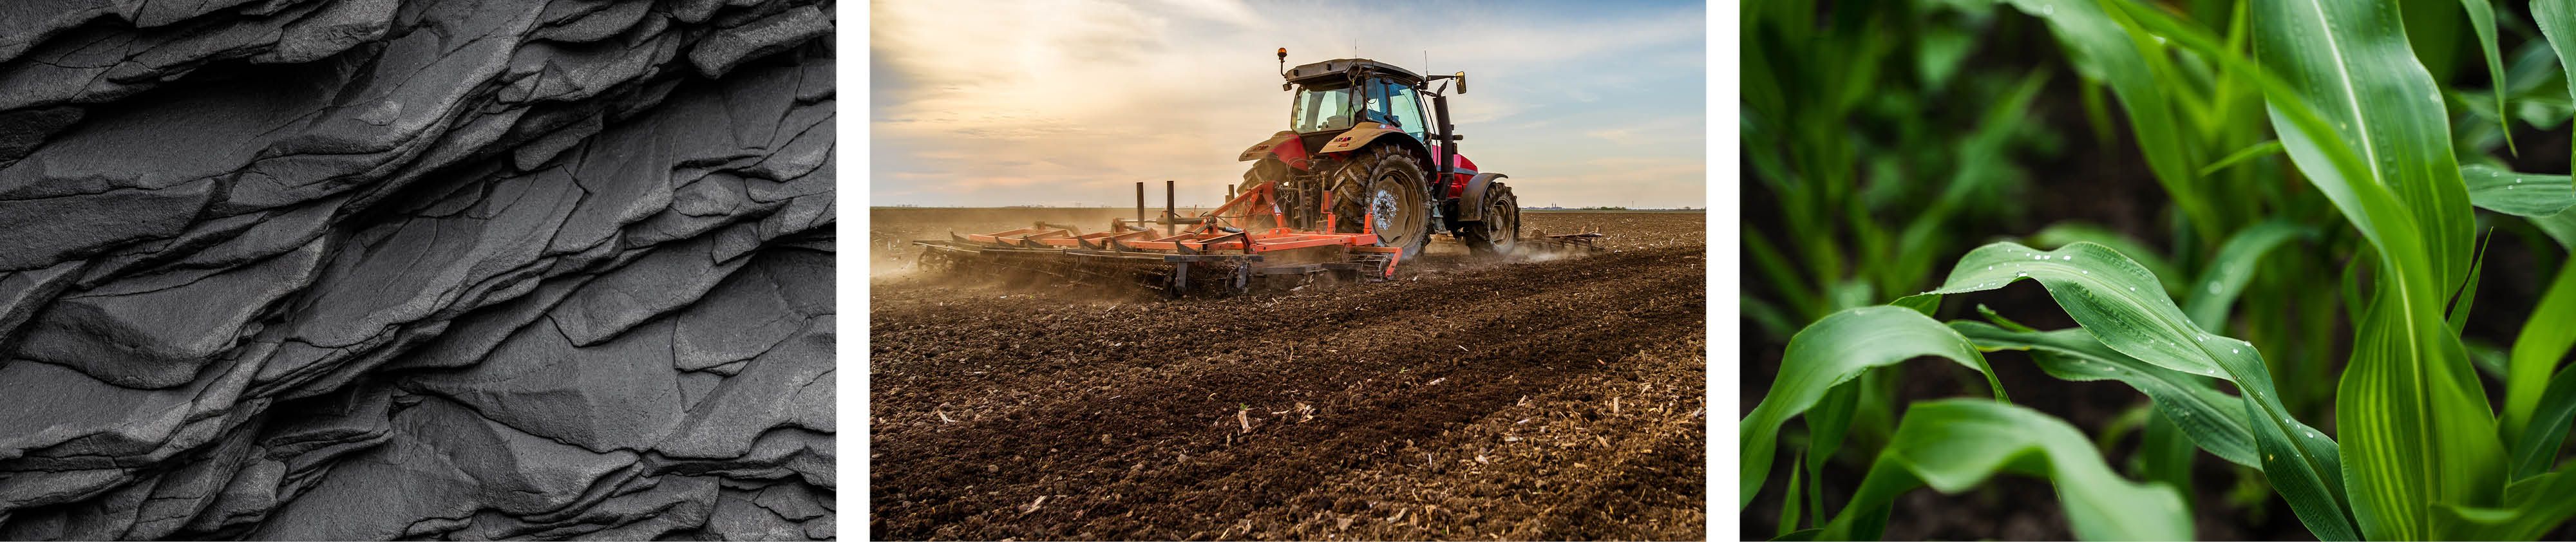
top-left (1239, 122), bottom-right (1412, 171)
top-left (1238, 130), bottom-right (1314, 170)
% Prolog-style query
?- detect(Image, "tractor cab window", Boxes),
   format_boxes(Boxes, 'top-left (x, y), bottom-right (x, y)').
top-left (1369, 79), bottom-right (1430, 140)
top-left (1291, 83), bottom-right (1356, 133)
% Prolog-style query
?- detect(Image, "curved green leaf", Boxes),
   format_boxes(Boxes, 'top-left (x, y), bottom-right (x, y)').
top-left (2197, 139), bottom-right (2286, 178)
top-left (2450, 231), bottom-right (2496, 336)
top-left (1780, 449), bottom-right (1805, 536)
top-left (2512, 356), bottom-right (2576, 480)
top-left (2257, 0), bottom-right (2475, 290)
top-left (2434, 460), bottom-right (2576, 539)
top-left (2463, 165), bottom-right (2576, 217)
top-left (1928, 241), bottom-right (2358, 540)
top-left (2461, 0), bottom-right (2514, 154)
top-left (2457, 167), bottom-right (2576, 295)
top-left (2538, 0), bottom-right (2576, 162)
top-left (2254, 0), bottom-right (2506, 538)
top-left (1739, 306), bottom-right (2008, 509)
top-left (2508, 260), bottom-right (2576, 477)
top-left (2183, 220), bottom-right (2309, 329)
top-left (2533, 209), bottom-right (2576, 250)
top-left (2027, 221), bottom-right (2184, 294)
top-left (1817, 400), bottom-right (2193, 541)
top-left (1984, 0), bottom-right (2220, 243)
top-left (1952, 321), bottom-right (2263, 467)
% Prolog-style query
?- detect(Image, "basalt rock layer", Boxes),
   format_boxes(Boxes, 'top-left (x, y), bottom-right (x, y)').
top-left (0, 1), bottom-right (836, 539)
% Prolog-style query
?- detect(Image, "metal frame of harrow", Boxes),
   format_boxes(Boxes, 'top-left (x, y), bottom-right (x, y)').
top-left (913, 182), bottom-right (1402, 295)
top-left (1540, 230), bottom-right (1606, 252)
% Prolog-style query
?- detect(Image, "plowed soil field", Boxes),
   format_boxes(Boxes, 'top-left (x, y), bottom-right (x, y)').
top-left (867, 209), bottom-right (1708, 541)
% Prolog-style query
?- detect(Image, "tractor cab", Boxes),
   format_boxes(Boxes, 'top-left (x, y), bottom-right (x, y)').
top-left (1285, 59), bottom-right (1434, 144)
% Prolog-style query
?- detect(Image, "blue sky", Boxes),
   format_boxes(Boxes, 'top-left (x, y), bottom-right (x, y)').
top-left (870, 0), bottom-right (1705, 208)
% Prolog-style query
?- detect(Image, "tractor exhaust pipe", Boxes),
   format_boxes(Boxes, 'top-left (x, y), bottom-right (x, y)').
top-left (1433, 93), bottom-right (1458, 183)
top-left (1165, 180), bottom-right (1177, 236)
top-left (1135, 182), bottom-right (1146, 230)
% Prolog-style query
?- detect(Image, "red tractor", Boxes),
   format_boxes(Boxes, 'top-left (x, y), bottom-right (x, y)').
top-left (916, 50), bottom-right (1582, 296)
top-left (1237, 50), bottom-right (1521, 258)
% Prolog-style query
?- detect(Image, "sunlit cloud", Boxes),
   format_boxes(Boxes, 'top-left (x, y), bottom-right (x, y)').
top-left (871, 0), bottom-right (1706, 208)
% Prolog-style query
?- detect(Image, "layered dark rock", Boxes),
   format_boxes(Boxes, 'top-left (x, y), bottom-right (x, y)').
top-left (0, 1), bottom-right (835, 539)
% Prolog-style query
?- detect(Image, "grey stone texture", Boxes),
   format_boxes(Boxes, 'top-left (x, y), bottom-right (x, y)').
top-left (0, 0), bottom-right (837, 539)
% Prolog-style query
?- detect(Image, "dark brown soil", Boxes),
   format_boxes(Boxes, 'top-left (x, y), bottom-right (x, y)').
top-left (869, 210), bottom-right (1709, 541)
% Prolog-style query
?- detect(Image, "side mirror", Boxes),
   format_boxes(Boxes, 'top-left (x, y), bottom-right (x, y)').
top-left (1454, 71), bottom-right (1466, 94)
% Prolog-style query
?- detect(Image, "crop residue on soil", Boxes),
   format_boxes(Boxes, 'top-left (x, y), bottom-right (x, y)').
top-left (868, 209), bottom-right (1708, 541)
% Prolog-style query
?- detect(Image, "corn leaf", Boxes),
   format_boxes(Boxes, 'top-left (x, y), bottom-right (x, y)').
top-left (1738, 306), bottom-right (2008, 509)
top-left (1952, 321), bottom-right (2265, 467)
top-left (2183, 220), bottom-right (2308, 329)
top-left (2197, 139), bottom-right (2286, 178)
top-left (1927, 240), bottom-right (2359, 539)
top-left (2433, 460), bottom-right (2576, 539)
top-left (2512, 355), bottom-right (2576, 480)
top-left (2027, 221), bottom-right (2184, 294)
top-left (2537, 0), bottom-right (2576, 161)
top-left (2462, 165), bottom-right (2576, 217)
top-left (1817, 400), bottom-right (2193, 541)
top-left (2532, 210), bottom-right (2576, 249)
top-left (2462, 0), bottom-right (2516, 154)
top-left (1781, 449), bottom-right (1805, 537)
top-left (2449, 230), bottom-right (2495, 336)
top-left (1804, 379), bottom-right (1863, 496)
top-left (2254, 0), bottom-right (2508, 537)
top-left (1982, 0), bottom-right (2221, 242)
top-left (2137, 408), bottom-right (2201, 507)
top-left (2507, 260), bottom-right (2576, 475)
top-left (2258, 0), bottom-right (2476, 291)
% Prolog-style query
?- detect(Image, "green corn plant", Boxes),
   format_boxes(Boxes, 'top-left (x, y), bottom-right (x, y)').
top-left (1984, 0), bottom-right (2357, 431)
top-left (1744, 0), bottom-right (2576, 539)
top-left (1742, 0), bottom-right (2063, 342)
top-left (1743, 0), bottom-right (2078, 473)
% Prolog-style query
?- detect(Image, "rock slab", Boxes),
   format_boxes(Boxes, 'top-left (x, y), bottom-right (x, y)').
top-left (0, 1), bottom-right (837, 539)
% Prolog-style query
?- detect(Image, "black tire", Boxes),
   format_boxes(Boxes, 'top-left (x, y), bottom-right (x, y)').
top-left (1459, 183), bottom-right (1520, 256)
top-left (1327, 147), bottom-right (1432, 259)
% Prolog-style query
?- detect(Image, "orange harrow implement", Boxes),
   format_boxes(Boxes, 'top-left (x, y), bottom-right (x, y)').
top-left (913, 181), bottom-right (1402, 297)
top-left (1531, 229), bottom-right (1607, 252)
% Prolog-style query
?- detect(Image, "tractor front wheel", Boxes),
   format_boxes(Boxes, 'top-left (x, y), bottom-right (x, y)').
top-left (1330, 147), bottom-right (1431, 259)
top-left (1459, 183), bottom-right (1520, 256)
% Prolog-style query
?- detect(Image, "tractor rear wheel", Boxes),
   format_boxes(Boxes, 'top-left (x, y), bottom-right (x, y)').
top-left (1330, 147), bottom-right (1431, 259)
top-left (1459, 183), bottom-right (1520, 256)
